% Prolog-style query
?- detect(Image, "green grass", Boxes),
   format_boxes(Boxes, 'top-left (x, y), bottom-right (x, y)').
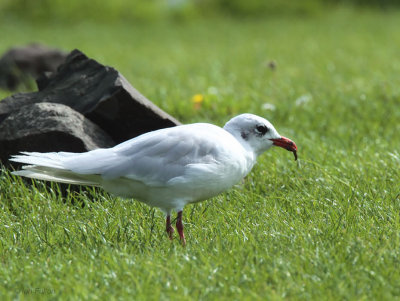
top-left (1, 8), bottom-right (400, 300)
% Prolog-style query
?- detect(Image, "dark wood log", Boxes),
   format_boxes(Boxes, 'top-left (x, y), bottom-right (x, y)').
top-left (0, 102), bottom-right (115, 165)
top-left (0, 44), bottom-right (67, 91)
top-left (0, 49), bottom-right (180, 166)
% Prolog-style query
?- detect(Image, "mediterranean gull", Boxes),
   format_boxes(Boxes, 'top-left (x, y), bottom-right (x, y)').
top-left (10, 113), bottom-right (297, 245)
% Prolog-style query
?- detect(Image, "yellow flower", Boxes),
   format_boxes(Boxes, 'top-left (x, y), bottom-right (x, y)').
top-left (192, 94), bottom-right (204, 110)
top-left (192, 94), bottom-right (204, 104)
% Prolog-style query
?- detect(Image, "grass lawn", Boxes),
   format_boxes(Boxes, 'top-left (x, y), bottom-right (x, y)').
top-left (1, 7), bottom-right (400, 300)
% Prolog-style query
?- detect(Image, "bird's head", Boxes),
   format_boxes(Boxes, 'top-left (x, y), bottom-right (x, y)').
top-left (223, 113), bottom-right (297, 160)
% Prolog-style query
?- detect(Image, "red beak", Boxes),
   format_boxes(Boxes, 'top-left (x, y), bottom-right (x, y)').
top-left (270, 136), bottom-right (298, 161)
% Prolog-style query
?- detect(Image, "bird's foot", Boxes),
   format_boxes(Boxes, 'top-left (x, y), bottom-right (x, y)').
top-left (176, 211), bottom-right (186, 246)
top-left (166, 215), bottom-right (174, 240)
top-left (167, 226), bottom-right (174, 240)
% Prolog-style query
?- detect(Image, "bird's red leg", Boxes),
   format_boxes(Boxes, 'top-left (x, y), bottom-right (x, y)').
top-left (176, 211), bottom-right (186, 246)
top-left (166, 215), bottom-right (174, 240)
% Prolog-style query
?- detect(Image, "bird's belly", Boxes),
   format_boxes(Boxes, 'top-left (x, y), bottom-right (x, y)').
top-left (161, 162), bottom-right (249, 205)
top-left (100, 165), bottom-right (247, 211)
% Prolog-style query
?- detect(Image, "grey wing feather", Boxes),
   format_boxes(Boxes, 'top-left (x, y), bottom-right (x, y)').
top-left (10, 124), bottom-right (225, 187)
top-left (63, 125), bottom-right (220, 186)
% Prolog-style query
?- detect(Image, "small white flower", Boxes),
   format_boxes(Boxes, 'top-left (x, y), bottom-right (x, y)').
top-left (295, 94), bottom-right (312, 106)
top-left (207, 86), bottom-right (219, 95)
top-left (261, 103), bottom-right (276, 111)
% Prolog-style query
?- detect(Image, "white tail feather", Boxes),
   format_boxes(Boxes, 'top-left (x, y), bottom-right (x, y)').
top-left (12, 166), bottom-right (100, 186)
top-left (10, 152), bottom-right (68, 169)
top-left (10, 152), bottom-right (101, 186)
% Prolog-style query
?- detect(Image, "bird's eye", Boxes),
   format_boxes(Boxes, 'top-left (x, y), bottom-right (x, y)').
top-left (255, 125), bottom-right (269, 135)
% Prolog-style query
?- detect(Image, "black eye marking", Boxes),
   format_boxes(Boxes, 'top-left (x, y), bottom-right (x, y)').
top-left (241, 131), bottom-right (249, 140)
top-left (255, 125), bottom-right (269, 135)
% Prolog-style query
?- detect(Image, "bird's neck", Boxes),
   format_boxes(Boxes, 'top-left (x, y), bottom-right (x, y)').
top-left (224, 127), bottom-right (253, 152)
top-left (224, 128), bottom-right (258, 172)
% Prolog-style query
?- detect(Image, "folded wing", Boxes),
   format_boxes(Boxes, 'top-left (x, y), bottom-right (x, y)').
top-left (11, 123), bottom-right (233, 187)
